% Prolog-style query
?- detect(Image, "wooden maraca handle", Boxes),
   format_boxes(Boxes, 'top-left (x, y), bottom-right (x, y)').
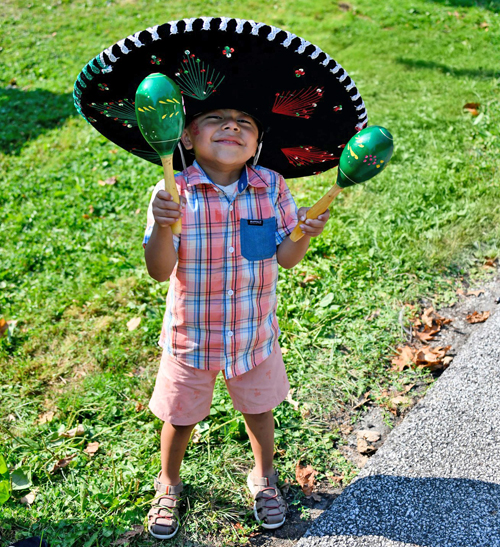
top-left (289, 184), bottom-right (343, 242)
top-left (161, 155), bottom-right (182, 235)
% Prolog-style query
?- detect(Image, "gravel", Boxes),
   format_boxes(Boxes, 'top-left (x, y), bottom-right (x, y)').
top-left (297, 302), bottom-right (500, 547)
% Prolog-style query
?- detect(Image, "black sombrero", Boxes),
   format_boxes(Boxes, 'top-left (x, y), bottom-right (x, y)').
top-left (74, 17), bottom-right (368, 179)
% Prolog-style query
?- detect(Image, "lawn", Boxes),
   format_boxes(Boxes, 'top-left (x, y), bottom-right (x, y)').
top-left (1, 0), bottom-right (499, 545)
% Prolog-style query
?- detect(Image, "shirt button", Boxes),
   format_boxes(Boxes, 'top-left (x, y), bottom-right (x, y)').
top-left (228, 290), bottom-right (234, 296)
top-left (229, 246), bottom-right (235, 253)
top-left (228, 331), bottom-right (234, 337)
top-left (229, 205), bottom-right (233, 211)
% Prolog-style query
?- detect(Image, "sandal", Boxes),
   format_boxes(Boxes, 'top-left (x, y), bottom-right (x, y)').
top-left (147, 473), bottom-right (183, 539)
top-left (247, 471), bottom-right (287, 529)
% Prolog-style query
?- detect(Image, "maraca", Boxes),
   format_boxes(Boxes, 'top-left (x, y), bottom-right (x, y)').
top-left (290, 126), bottom-right (394, 242)
top-left (135, 73), bottom-right (185, 234)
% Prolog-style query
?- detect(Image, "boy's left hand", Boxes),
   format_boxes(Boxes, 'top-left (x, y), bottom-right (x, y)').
top-left (297, 207), bottom-right (330, 237)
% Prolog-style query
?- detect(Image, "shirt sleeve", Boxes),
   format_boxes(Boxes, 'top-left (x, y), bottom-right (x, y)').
top-left (274, 173), bottom-right (298, 245)
top-left (142, 180), bottom-right (181, 252)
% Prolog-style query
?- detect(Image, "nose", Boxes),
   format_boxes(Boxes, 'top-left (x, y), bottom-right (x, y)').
top-left (222, 118), bottom-right (240, 131)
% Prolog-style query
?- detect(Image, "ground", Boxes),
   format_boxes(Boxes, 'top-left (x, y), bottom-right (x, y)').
top-left (248, 267), bottom-right (500, 547)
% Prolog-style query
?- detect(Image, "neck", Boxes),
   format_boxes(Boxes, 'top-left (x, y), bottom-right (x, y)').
top-left (196, 160), bottom-right (245, 186)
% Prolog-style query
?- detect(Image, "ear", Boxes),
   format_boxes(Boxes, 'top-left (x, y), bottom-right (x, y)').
top-left (181, 129), bottom-right (194, 150)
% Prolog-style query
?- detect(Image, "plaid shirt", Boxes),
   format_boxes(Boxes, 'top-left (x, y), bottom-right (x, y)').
top-left (143, 161), bottom-right (298, 379)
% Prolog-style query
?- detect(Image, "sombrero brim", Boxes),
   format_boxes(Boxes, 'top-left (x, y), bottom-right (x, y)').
top-left (74, 17), bottom-right (368, 179)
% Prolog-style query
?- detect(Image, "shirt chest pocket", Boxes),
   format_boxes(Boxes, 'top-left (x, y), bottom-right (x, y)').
top-left (240, 217), bottom-right (277, 261)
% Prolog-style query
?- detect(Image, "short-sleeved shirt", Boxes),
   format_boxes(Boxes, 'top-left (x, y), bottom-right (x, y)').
top-left (143, 161), bottom-right (298, 379)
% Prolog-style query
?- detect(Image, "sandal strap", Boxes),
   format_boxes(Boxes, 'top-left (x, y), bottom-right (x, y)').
top-left (154, 473), bottom-right (183, 495)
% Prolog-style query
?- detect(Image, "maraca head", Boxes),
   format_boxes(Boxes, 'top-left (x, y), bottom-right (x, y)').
top-left (135, 73), bottom-right (185, 157)
top-left (337, 125), bottom-right (394, 188)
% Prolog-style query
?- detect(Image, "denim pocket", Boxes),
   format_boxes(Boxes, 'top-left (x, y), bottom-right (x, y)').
top-left (240, 217), bottom-right (277, 261)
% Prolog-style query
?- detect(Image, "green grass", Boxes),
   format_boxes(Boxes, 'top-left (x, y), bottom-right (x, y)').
top-left (1, 0), bottom-right (500, 545)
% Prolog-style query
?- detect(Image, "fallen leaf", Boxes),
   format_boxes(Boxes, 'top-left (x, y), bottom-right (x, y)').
top-left (415, 345), bottom-right (451, 371)
top-left (301, 274), bottom-right (320, 286)
top-left (327, 473), bottom-right (344, 484)
top-left (463, 102), bottom-right (480, 116)
top-left (127, 317), bottom-right (141, 331)
top-left (51, 454), bottom-right (77, 473)
top-left (340, 424), bottom-right (353, 436)
top-left (113, 525), bottom-right (144, 545)
top-left (234, 523), bottom-right (244, 532)
top-left (20, 490), bottom-right (37, 505)
top-left (61, 424), bottom-right (85, 438)
top-left (391, 395), bottom-right (410, 406)
top-left (84, 442), bottom-right (100, 456)
top-left (311, 492), bottom-right (322, 502)
top-left (356, 430), bottom-right (381, 443)
top-left (286, 390), bottom-right (300, 411)
top-left (134, 208), bottom-right (141, 215)
top-left (88, 205), bottom-right (94, 215)
top-left (0, 318), bottom-right (7, 337)
top-left (479, 21), bottom-right (489, 29)
top-left (484, 257), bottom-right (497, 268)
top-left (338, 2), bottom-right (352, 10)
top-left (467, 290), bottom-right (484, 297)
top-left (466, 311), bottom-right (490, 324)
top-left (38, 411), bottom-right (55, 424)
top-left (357, 438), bottom-right (376, 456)
top-left (300, 404), bottom-right (311, 419)
top-left (98, 176), bottom-right (117, 186)
top-left (295, 463), bottom-right (317, 497)
top-left (135, 401), bottom-right (145, 412)
top-left (391, 345), bottom-right (417, 372)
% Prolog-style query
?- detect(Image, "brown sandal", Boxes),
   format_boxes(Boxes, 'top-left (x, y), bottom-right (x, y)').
top-left (147, 473), bottom-right (183, 539)
top-left (247, 471), bottom-right (287, 529)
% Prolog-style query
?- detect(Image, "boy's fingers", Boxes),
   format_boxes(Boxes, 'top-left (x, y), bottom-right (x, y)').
top-left (156, 190), bottom-right (173, 201)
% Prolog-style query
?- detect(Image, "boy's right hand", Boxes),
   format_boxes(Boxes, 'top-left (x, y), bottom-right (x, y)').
top-left (152, 190), bottom-right (186, 228)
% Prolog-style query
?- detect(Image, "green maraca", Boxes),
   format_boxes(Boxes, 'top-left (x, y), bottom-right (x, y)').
top-left (290, 125), bottom-right (394, 242)
top-left (135, 73), bottom-right (185, 234)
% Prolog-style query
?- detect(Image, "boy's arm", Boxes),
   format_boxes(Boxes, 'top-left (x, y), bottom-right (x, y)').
top-left (276, 208), bottom-right (330, 269)
top-left (144, 190), bottom-right (184, 282)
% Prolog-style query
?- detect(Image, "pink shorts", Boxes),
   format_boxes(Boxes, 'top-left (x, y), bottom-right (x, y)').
top-left (149, 344), bottom-right (290, 425)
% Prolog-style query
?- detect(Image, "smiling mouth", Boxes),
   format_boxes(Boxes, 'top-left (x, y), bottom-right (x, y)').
top-left (215, 139), bottom-right (242, 145)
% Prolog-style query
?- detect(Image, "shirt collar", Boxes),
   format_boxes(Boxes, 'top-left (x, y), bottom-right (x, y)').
top-left (185, 161), bottom-right (269, 190)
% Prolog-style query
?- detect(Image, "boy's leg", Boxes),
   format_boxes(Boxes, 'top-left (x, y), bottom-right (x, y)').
top-left (242, 410), bottom-right (275, 478)
top-left (160, 421), bottom-right (197, 485)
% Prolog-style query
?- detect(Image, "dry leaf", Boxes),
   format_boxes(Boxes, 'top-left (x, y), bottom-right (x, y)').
top-left (300, 404), bottom-right (311, 419)
top-left (467, 289), bottom-right (484, 297)
top-left (20, 491), bottom-right (37, 505)
top-left (295, 463), bottom-right (317, 497)
top-left (463, 102), bottom-right (480, 116)
top-left (51, 454), bottom-right (77, 473)
top-left (391, 395), bottom-right (410, 406)
top-left (135, 401), bottom-right (145, 412)
top-left (127, 317), bottom-right (141, 331)
top-left (357, 438), bottom-right (376, 456)
top-left (98, 176), bottom-right (117, 186)
top-left (113, 525), bottom-right (144, 545)
top-left (391, 345), bottom-right (416, 372)
top-left (0, 318), bottom-right (8, 337)
top-left (356, 430), bottom-right (381, 443)
top-left (286, 390), bottom-right (300, 411)
top-left (484, 258), bottom-right (497, 268)
top-left (327, 473), bottom-right (344, 484)
top-left (134, 208), bottom-right (141, 215)
top-left (38, 411), bottom-right (55, 424)
top-left (61, 424), bottom-right (85, 438)
top-left (84, 442), bottom-right (100, 456)
top-left (415, 345), bottom-right (451, 371)
top-left (311, 492), bottom-right (322, 502)
top-left (466, 311), bottom-right (490, 324)
top-left (340, 424), bottom-right (353, 436)
top-left (479, 21), bottom-right (489, 29)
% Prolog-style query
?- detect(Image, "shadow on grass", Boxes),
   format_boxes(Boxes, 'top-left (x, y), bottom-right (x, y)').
top-left (302, 474), bottom-right (500, 545)
top-left (396, 58), bottom-right (500, 80)
top-left (425, 0), bottom-right (500, 12)
top-left (0, 87), bottom-right (76, 155)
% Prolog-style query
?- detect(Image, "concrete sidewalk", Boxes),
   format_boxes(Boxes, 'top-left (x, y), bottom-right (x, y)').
top-left (297, 305), bottom-right (500, 547)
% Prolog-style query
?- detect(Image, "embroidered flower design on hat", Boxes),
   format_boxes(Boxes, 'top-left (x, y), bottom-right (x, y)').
top-left (222, 46), bottom-right (235, 57)
top-left (281, 146), bottom-right (338, 167)
top-left (150, 55), bottom-right (162, 65)
top-left (175, 51), bottom-right (225, 100)
top-left (333, 105), bottom-right (343, 112)
top-left (272, 86), bottom-right (324, 119)
top-left (90, 99), bottom-right (138, 127)
top-left (295, 68), bottom-right (305, 77)
top-left (97, 83), bottom-right (109, 91)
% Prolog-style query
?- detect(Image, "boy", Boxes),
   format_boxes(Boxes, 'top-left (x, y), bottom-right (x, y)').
top-left (143, 108), bottom-right (330, 538)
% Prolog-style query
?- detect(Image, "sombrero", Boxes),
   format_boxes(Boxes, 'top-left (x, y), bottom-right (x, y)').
top-left (74, 17), bottom-right (368, 179)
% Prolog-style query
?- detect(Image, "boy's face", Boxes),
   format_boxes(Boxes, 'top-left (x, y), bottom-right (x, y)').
top-left (180, 109), bottom-right (260, 172)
